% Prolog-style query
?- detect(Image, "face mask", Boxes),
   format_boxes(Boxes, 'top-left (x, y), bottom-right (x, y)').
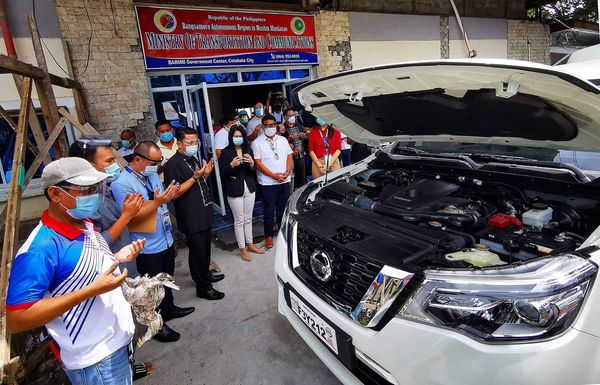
top-left (265, 127), bottom-right (277, 137)
top-left (60, 189), bottom-right (101, 220)
top-left (121, 140), bottom-right (130, 149)
top-left (287, 116), bottom-right (296, 124)
top-left (142, 164), bottom-right (158, 176)
top-left (185, 145), bottom-right (198, 157)
top-left (232, 137), bottom-right (244, 146)
top-left (159, 131), bottom-right (173, 142)
top-left (255, 107), bottom-right (264, 117)
top-left (104, 162), bottom-right (121, 183)
top-left (240, 116), bottom-right (249, 124)
top-left (316, 118), bottom-right (325, 126)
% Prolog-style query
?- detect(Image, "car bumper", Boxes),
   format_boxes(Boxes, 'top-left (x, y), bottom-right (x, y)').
top-left (275, 234), bottom-right (600, 385)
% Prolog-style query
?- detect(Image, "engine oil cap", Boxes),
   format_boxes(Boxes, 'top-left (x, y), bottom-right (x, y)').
top-left (428, 221), bottom-right (443, 228)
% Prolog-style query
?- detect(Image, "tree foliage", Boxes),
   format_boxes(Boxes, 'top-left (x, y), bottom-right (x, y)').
top-left (529, 0), bottom-right (599, 23)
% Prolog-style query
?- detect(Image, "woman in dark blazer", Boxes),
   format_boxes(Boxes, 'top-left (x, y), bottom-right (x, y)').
top-left (219, 125), bottom-right (265, 261)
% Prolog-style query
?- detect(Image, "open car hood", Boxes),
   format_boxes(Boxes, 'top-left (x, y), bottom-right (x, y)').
top-left (294, 59), bottom-right (600, 150)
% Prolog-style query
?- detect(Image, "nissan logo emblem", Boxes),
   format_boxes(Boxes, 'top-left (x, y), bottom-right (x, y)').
top-left (310, 250), bottom-right (332, 282)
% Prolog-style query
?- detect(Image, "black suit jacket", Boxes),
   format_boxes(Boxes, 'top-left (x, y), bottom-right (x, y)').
top-left (219, 147), bottom-right (257, 198)
top-left (164, 151), bottom-right (214, 234)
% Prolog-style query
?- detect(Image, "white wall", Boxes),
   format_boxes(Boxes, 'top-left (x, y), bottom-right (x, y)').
top-left (351, 40), bottom-right (441, 68)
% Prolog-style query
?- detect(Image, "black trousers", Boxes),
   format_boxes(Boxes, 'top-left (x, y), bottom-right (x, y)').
top-left (186, 229), bottom-right (213, 292)
top-left (136, 245), bottom-right (176, 313)
top-left (261, 183), bottom-right (290, 237)
top-left (293, 156), bottom-right (306, 189)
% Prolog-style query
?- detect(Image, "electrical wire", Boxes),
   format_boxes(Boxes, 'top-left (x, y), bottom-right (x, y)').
top-left (32, 0), bottom-right (92, 77)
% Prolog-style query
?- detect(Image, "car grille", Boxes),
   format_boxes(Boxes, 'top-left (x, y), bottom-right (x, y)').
top-left (295, 225), bottom-right (382, 312)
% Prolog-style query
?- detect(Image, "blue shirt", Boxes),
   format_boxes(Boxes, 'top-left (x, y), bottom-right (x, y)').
top-left (7, 211), bottom-right (134, 369)
top-left (111, 169), bottom-right (173, 254)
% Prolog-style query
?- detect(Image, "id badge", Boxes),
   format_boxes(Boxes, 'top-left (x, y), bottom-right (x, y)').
top-left (161, 210), bottom-right (172, 233)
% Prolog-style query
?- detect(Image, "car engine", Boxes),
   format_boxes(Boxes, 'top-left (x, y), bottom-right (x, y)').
top-left (303, 167), bottom-right (599, 269)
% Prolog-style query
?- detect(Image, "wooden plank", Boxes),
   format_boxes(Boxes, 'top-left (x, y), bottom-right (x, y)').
top-left (62, 41), bottom-right (88, 122)
top-left (0, 104), bottom-right (39, 158)
top-left (28, 13), bottom-right (67, 158)
top-left (0, 77), bottom-right (32, 381)
top-left (23, 117), bottom-right (66, 186)
top-left (0, 117), bottom-right (66, 236)
top-left (0, 54), bottom-right (80, 89)
top-left (48, 73), bottom-right (80, 90)
top-left (14, 75), bottom-right (54, 165)
top-left (59, 108), bottom-right (128, 167)
top-left (0, 54), bottom-right (44, 79)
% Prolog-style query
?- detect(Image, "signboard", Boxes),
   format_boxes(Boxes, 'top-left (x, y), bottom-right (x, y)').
top-left (135, 6), bottom-right (318, 69)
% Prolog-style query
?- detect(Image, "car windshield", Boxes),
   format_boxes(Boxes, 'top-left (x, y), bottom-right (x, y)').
top-left (394, 141), bottom-right (600, 175)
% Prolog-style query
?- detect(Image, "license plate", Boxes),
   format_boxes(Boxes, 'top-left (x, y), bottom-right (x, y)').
top-left (289, 290), bottom-right (338, 354)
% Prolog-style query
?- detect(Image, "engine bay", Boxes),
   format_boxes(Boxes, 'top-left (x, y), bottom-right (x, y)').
top-left (298, 164), bottom-right (600, 270)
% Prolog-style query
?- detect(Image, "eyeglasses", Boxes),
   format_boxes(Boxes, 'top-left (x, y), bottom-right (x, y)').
top-left (134, 153), bottom-right (163, 165)
top-left (58, 183), bottom-right (103, 195)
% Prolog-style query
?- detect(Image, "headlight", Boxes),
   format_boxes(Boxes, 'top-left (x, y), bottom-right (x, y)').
top-left (280, 185), bottom-right (306, 242)
top-left (398, 255), bottom-right (597, 342)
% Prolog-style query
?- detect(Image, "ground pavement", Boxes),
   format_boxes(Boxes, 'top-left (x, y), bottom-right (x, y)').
top-left (136, 238), bottom-right (342, 385)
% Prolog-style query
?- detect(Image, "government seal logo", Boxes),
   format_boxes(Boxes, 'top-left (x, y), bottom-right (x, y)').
top-left (290, 17), bottom-right (306, 35)
top-left (154, 10), bottom-right (177, 33)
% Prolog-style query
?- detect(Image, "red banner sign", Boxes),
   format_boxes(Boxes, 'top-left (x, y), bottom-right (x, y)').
top-left (135, 6), bottom-right (318, 69)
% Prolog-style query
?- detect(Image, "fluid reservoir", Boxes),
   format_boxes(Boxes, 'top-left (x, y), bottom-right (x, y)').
top-left (445, 248), bottom-right (507, 267)
top-left (522, 203), bottom-right (553, 228)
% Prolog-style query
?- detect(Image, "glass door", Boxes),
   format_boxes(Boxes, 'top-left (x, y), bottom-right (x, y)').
top-left (281, 77), bottom-right (310, 108)
top-left (188, 82), bottom-right (226, 216)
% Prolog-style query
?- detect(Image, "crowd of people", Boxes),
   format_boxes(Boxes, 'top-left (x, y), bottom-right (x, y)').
top-left (5, 91), bottom-right (371, 384)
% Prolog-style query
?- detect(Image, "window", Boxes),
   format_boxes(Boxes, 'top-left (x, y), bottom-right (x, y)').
top-left (149, 75), bottom-right (182, 88)
top-left (290, 69), bottom-right (310, 79)
top-left (241, 70), bottom-right (286, 82)
top-left (152, 90), bottom-right (188, 129)
top-left (0, 111), bottom-right (56, 184)
top-left (185, 73), bottom-right (238, 86)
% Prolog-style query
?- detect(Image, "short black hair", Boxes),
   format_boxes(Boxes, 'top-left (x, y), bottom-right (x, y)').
top-left (121, 128), bottom-right (136, 138)
top-left (69, 137), bottom-right (112, 163)
top-left (224, 110), bottom-right (238, 122)
top-left (284, 108), bottom-right (295, 115)
top-left (176, 127), bottom-right (198, 141)
top-left (262, 114), bottom-right (276, 124)
top-left (154, 119), bottom-right (172, 130)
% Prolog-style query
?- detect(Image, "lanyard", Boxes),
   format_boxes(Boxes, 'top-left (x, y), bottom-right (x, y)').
top-left (266, 137), bottom-right (279, 160)
top-left (319, 129), bottom-right (330, 155)
top-left (125, 166), bottom-right (154, 198)
top-left (183, 157), bottom-right (211, 207)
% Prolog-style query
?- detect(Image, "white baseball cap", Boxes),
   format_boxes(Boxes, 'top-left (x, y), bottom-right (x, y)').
top-left (42, 157), bottom-right (111, 189)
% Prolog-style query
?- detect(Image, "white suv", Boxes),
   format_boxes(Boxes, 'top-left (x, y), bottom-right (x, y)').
top-left (275, 59), bottom-right (600, 385)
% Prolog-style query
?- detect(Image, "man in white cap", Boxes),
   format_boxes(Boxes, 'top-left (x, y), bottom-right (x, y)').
top-left (6, 157), bottom-right (144, 385)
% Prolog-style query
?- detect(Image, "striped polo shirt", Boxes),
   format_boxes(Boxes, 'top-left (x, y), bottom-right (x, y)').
top-left (6, 211), bottom-right (134, 370)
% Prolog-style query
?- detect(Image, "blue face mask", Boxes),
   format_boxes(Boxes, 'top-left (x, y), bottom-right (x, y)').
top-left (185, 145), bottom-right (198, 157)
top-left (142, 165), bottom-right (158, 176)
top-left (159, 131), bottom-right (173, 142)
top-left (232, 137), bottom-right (244, 147)
top-left (255, 107), bottom-right (264, 117)
top-left (316, 118), bottom-right (326, 126)
top-left (121, 140), bottom-right (130, 149)
top-left (60, 189), bottom-right (101, 220)
top-left (104, 162), bottom-right (121, 183)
